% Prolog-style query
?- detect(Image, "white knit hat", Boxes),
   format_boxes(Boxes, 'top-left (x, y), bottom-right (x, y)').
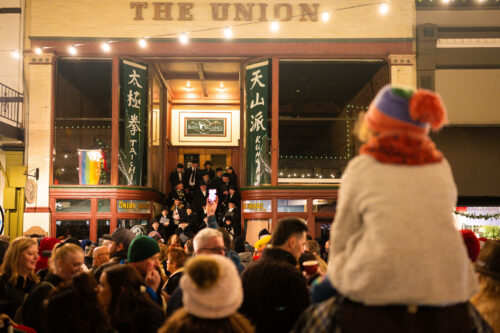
top-left (180, 254), bottom-right (243, 319)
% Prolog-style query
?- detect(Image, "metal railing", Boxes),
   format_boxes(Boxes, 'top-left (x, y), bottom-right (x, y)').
top-left (0, 82), bottom-right (23, 127)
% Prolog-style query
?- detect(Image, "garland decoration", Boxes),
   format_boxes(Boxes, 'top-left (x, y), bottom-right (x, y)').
top-left (454, 211), bottom-right (500, 221)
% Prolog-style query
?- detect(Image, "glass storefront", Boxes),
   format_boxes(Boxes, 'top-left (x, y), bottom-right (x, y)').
top-left (56, 219), bottom-right (90, 240)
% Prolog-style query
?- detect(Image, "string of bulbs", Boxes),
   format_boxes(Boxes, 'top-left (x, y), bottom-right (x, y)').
top-left (9, 1), bottom-right (389, 57)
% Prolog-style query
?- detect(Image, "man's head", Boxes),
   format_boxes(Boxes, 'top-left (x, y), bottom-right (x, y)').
top-left (110, 228), bottom-right (136, 255)
top-left (127, 235), bottom-right (160, 275)
top-left (161, 207), bottom-right (168, 215)
top-left (152, 221), bottom-right (160, 231)
top-left (191, 160), bottom-right (199, 168)
top-left (174, 197), bottom-right (182, 206)
top-left (92, 246), bottom-right (110, 267)
top-left (227, 166), bottom-right (234, 174)
top-left (204, 160), bottom-right (213, 169)
top-left (176, 163), bottom-right (184, 172)
top-left (216, 168), bottom-right (223, 177)
top-left (271, 218), bottom-right (308, 261)
top-left (202, 174), bottom-right (209, 183)
top-left (175, 182), bottom-right (184, 191)
top-left (193, 228), bottom-right (225, 256)
top-left (222, 174), bottom-right (230, 182)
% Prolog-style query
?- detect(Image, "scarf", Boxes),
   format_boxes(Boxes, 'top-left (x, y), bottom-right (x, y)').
top-left (359, 132), bottom-right (443, 165)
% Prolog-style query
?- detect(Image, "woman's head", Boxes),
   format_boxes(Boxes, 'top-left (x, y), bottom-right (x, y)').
top-left (98, 264), bottom-right (148, 322)
top-left (167, 234), bottom-right (181, 246)
top-left (0, 237), bottom-right (39, 284)
top-left (52, 243), bottom-right (84, 281)
top-left (45, 272), bottom-right (110, 333)
top-left (166, 247), bottom-right (187, 274)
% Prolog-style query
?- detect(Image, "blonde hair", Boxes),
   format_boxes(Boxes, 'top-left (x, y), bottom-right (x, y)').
top-left (50, 243), bottom-right (83, 270)
top-left (0, 237), bottom-right (39, 285)
top-left (470, 274), bottom-right (500, 333)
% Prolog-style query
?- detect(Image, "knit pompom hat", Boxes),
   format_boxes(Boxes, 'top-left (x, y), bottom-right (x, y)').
top-left (365, 85), bottom-right (447, 134)
top-left (180, 254), bottom-right (243, 319)
top-left (127, 235), bottom-right (160, 263)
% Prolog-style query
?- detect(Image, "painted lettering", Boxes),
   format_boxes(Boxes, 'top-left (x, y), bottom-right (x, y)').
top-left (178, 2), bottom-right (194, 21)
top-left (274, 3), bottom-right (292, 21)
top-left (299, 3), bottom-right (319, 21)
top-left (234, 3), bottom-right (254, 21)
top-left (130, 2), bottom-right (148, 20)
top-left (153, 2), bottom-right (173, 20)
top-left (211, 3), bottom-right (230, 21)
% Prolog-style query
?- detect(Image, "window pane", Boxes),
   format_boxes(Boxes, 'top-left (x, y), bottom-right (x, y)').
top-left (97, 199), bottom-right (111, 212)
top-left (56, 220), bottom-right (90, 240)
top-left (277, 199), bottom-right (307, 212)
top-left (55, 199), bottom-right (91, 213)
top-left (53, 60), bottom-right (112, 185)
top-left (313, 199), bottom-right (336, 212)
top-left (97, 219), bottom-right (111, 241)
top-left (117, 219), bottom-right (148, 236)
top-left (278, 60), bottom-right (389, 183)
top-left (315, 217), bottom-right (333, 243)
top-left (245, 219), bottom-right (271, 246)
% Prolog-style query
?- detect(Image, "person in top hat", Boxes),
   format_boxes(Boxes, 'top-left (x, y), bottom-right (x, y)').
top-left (185, 159), bottom-right (202, 193)
top-left (471, 240), bottom-right (500, 332)
top-left (169, 163), bottom-right (185, 191)
top-left (209, 167), bottom-right (223, 191)
top-left (203, 161), bottom-right (215, 180)
top-left (222, 199), bottom-right (241, 238)
top-left (226, 166), bottom-right (238, 189)
top-left (167, 181), bottom-right (187, 207)
top-left (192, 181), bottom-right (209, 213)
top-left (169, 196), bottom-right (186, 229)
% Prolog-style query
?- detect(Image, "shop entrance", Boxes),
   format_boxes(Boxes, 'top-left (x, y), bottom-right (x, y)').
top-left (179, 147), bottom-right (232, 170)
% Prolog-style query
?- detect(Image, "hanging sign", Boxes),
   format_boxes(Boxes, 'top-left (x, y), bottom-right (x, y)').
top-left (245, 60), bottom-right (271, 186)
top-left (121, 60), bottom-right (147, 185)
top-left (185, 118), bottom-right (226, 136)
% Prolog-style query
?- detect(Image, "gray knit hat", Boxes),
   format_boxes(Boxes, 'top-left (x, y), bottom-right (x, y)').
top-left (111, 228), bottom-right (136, 249)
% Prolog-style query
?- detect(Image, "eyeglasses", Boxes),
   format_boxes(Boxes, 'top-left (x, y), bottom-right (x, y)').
top-left (198, 247), bottom-right (226, 254)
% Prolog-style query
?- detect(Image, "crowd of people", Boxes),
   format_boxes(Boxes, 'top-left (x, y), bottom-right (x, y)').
top-left (0, 85), bottom-right (499, 332)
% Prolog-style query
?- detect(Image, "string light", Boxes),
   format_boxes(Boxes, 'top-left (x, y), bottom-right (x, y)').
top-left (11, 50), bottom-right (20, 59)
top-left (270, 21), bottom-right (279, 32)
top-left (321, 12), bottom-right (331, 22)
top-left (379, 3), bottom-right (389, 14)
top-left (224, 26), bottom-right (233, 39)
top-left (68, 46), bottom-right (77, 55)
top-left (138, 38), bottom-right (147, 48)
top-left (34, 47), bottom-right (43, 55)
top-left (179, 33), bottom-right (189, 44)
top-left (101, 42), bottom-right (111, 52)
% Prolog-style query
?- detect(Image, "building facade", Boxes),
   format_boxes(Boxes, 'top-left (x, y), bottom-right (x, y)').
top-left (20, 0), bottom-right (418, 243)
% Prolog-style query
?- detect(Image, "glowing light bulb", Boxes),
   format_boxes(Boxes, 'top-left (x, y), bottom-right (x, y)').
top-left (270, 21), bottom-right (279, 32)
top-left (34, 47), bottom-right (42, 55)
top-left (101, 42), bottom-right (111, 52)
top-left (224, 27), bottom-right (233, 39)
top-left (138, 38), bottom-right (147, 48)
top-left (68, 46), bottom-right (77, 55)
top-left (379, 3), bottom-right (389, 15)
top-left (179, 33), bottom-right (189, 44)
top-left (11, 50), bottom-right (20, 59)
top-left (321, 12), bottom-right (331, 22)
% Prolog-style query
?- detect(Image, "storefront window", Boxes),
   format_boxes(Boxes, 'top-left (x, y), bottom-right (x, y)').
top-left (56, 220), bottom-right (90, 240)
top-left (277, 199), bottom-right (307, 212)
top-left (315, 216), bottom-right (333, 243)
top-left (55, 199), bottom-right (91, 213)
top-left (313, 199), bottom-right (336, 212)
top-left (97, 219), bottom-right (111, 240)
top-left (53, 59), bottom-right (112, 185)
top-left (97, 199), bottom-right (111, 212)
top-left (278, 60), bottom-right (389, 183)
top-left (242, 200), bottom-right (272, 213)
top-left (245, 219), bottom-right (271, 246)
top-left (117, 219), bottom-right (148, 236)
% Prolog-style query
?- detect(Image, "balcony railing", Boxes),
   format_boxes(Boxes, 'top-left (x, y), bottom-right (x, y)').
top-left (0, 82), bottom-right (23, 128)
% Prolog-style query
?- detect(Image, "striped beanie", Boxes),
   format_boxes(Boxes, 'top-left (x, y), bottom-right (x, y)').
top-left (365, 85), bottom-right (447, 134)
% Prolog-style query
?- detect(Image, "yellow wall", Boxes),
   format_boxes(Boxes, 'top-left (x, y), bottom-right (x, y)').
top-left (1, 151), bottom-right (25, 239)
top-left (25, 0), bottom-right (414, 47)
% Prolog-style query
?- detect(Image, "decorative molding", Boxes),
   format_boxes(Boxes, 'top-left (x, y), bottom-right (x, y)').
top-left (388, 54), bottom-right (416, 66)
top-left (27, 53), bottom-right (54, 64)
top-left (437, 38), bottom-right (500, 48)
top-left (25, 207), bottom-right (51, 213)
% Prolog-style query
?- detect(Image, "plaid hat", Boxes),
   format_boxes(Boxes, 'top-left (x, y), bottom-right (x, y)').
top-left (127, 235), bottom-right (160, 263)
top-left (365, 85), bottom-right (447, 135)
top-left (180, 255), bottom-right (243, 319)
top-left (111, 228), bottom-right (136, 249)
top-left (475, 240), bottom-right (500, 281)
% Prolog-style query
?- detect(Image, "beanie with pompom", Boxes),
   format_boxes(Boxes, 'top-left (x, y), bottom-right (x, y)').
top-left (180, 254), bottom-right (243, 319)
top-left (365, 85), bottom-right (447, 134)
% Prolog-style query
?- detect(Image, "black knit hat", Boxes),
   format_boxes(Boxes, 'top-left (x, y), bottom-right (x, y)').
top-left (475, 240), bottom-right (500, 281)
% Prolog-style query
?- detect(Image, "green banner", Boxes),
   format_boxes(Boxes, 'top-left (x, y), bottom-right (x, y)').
top-left (121, 60), bottom-right (147, 185)
top-left (246, 60), bottom-right (271, 186)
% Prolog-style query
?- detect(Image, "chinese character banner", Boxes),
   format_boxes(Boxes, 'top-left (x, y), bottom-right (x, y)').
top-left (121, 60), bottom-right (147, 185)
top-left (245, 60), bottom-right (271, 186)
